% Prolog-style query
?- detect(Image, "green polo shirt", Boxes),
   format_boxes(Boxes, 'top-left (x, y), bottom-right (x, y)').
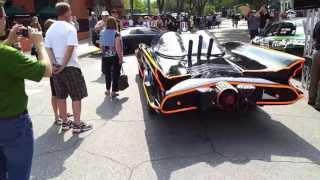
top-left (0, 44), bottom-right (45, 118)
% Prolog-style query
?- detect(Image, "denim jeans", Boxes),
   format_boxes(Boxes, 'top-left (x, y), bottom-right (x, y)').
top-left (0, 113), bottom-right (34, 180)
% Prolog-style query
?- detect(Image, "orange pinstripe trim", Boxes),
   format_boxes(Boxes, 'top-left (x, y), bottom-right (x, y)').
top-left (243, 59), bottom-right (305, 74)
top-left (160, 82), bottom-right (302, 111)
top-left (141, 75), bottom-right (161, 110)
top-left (161, 107), bottom-right (198, 114)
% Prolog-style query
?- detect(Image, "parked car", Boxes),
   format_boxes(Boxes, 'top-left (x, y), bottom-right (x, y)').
top-left (121, 27), bottom-right (162, 54)
top-left (252, 18), bottom-right (306, 57)
top-left (136, 31), bottom-right (304, 114)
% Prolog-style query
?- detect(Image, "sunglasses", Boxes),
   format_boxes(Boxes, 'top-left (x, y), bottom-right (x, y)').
top-left (111, 11), bottom-right (118, 13)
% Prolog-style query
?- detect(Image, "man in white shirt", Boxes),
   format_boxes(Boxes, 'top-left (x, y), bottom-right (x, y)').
top-left (45, 2), bottom-right (92, 133)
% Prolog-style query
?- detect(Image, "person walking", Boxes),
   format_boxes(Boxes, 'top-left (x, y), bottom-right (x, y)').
top-left (0, 3), bottom-right (52, 180)
top-left (99, 17), bottom-right (124, 97)
top-left (308, 20), bottom-right (320, 110)
top-left (88, 11), bottom-right (98, 45)
top-left (110, 8), bottom-right (122, 32)
top-left (71, 16), bottom-right (80, 31)
top-left (247, 11), bottom-right (261, 39)
top-left (45, 2), bottom-right (92, 133)
top-left (259, 4), bottom-right (271, 32)
top-left (30, 16), bottom-right (42, 59)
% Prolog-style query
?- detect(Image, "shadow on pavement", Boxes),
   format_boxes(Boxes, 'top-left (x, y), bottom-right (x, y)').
top-left (92, 73), bottom-right (105, 84)
top-left (135, 75), bottom-right (320, 180)
top-left (31, 124), bottom-right (84, 179)
top-left (96, 96), bottom-right (129, 121)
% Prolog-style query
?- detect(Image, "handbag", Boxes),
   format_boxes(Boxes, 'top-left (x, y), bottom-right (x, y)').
top-left (119, 67), bottom-right (129, 91)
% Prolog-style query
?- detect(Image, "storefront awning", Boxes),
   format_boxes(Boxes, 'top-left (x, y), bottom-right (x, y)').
top-left (38, 6), bottom-right (56, 18)
top-left (4, 6), bottom-right (28, 16)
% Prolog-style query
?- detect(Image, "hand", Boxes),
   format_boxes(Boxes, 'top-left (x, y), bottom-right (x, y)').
top-left (119, 57), bottom-right (123, 64)
top-left (7, 24), bottom-right (25, 45)
top-left (53, 65), bottom-right (65, 74)
top-left (28, 26), bottom-right (44, 48)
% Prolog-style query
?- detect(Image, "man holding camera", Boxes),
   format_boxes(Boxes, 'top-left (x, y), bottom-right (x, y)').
top-left (0, 1), bottom-right (52, 179)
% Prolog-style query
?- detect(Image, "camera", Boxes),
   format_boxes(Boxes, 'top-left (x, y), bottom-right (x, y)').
top-left (17, 28), bottom-right (29, 37)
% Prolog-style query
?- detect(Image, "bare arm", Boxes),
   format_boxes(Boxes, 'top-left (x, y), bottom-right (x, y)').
top-left (95, 21), bottom-right (104, 32)
top-left (62, 46), bottom-right (75, 67)
top-left (115, 36), bottom-right (123, 64)
top-left (35, 42), bottom-right (52, 77)
top-left (46, 48), bottom-right (56, 65)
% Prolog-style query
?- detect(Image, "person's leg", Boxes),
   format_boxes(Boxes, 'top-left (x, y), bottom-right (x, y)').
top-left (50, 77), bottom-right (60, 122)
top-left (67, 68), bottom-right (91, 133)
top-left (112, 57), bottom-right (121, 96)
top-left (58, 99), bottom-right (67, 122)
top-left (72, 100), bottom-right (81, 125)
top-left (52, 96), bottom-right (59, 118)
top-left (53, 72), bottom-right (71, 130)
top-left (308, 51), bottom-right (320, 104)
top-left (103, 59), bottom-right (112, 95)
top-left (3, 115), bottom-right (33, 180)
top-left (315, 81), bottom-right (320, 109)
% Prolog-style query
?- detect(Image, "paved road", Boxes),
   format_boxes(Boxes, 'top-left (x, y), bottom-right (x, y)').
top-left (28, 19), bottom-right (320, 180)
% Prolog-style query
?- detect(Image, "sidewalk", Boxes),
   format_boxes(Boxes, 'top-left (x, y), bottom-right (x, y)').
top-left (209, 18), bottom-right (250, 43)
top-left (77, 39), bottom-right (100, 58)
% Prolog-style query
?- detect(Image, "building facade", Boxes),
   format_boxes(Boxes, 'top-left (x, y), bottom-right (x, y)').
top-left (5, 0), bottom-right (124, 39)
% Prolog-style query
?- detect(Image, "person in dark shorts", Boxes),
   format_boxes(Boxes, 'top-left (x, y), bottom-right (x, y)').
top-left (45, 2), bottom-right (92, 133)
top-left (99, 16), bottom-right (124, 97)
top-left (43, 19), bottom-right (73, 125)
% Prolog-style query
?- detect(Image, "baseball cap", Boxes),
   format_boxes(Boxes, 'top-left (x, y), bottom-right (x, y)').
top-left (101, 11), bottom-right (109, 16)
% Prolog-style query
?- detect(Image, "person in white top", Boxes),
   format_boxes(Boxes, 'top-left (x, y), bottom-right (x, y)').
top-left (45, 2), bottom-right (92, 133)
top-left (128, 17), bottom-right (134, 27)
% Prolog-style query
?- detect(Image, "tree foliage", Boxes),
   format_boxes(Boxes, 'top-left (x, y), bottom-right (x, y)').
top-left (121, 0), bottom-right (265, 15)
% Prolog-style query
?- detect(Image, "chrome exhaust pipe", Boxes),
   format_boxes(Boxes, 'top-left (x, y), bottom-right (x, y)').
top-left (188, 40), bottom-right (193, 68)
top-left (197, 35), bottom-right (203, 64)
top-left (207, 38), bottom-right (214, 60)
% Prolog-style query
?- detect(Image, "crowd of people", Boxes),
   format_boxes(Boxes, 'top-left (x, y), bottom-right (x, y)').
top-left (245, 4), bottom-right (271, 39)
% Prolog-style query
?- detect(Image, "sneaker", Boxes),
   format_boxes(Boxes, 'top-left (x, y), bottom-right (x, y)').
top-left (72, 121), bottom-right (93, 133)
top-left (111, 92), bottom-right (119, 97)
top-left (54, 118), bottom-right (63, 126)
top-left (308, 100), bottom-right (315, 106)
top-left (62, 120), bottom-right (73, 131)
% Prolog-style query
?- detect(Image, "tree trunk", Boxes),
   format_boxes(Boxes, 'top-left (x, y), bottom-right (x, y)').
top-left (157, 0), bottom-right (164, 14)
top-left (130, 0), bottom-right (133, 15)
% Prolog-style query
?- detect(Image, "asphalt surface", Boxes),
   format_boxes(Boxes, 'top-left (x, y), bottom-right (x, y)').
top-left (27, 19), bottom-right (320, 180)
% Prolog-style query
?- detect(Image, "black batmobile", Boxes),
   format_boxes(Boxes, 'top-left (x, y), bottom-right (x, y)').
top-left (96, 27), bottom-right (162, 55)
top-left (136, 31), bottom-right (305, 114)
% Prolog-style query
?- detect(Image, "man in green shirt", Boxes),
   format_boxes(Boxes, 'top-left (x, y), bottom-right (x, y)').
top-left (0, 3), bottom-right (52, 180)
